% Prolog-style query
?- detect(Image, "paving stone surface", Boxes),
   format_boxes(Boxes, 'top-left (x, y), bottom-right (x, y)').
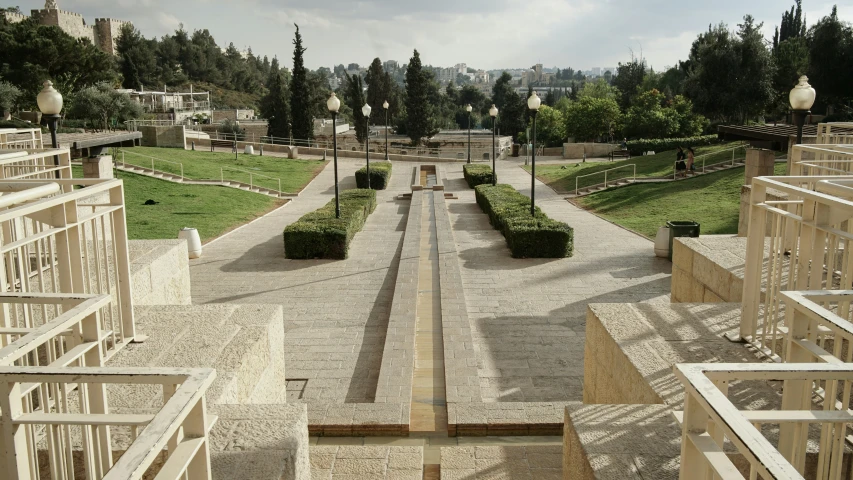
top-left (310, 445), bottom-right (423, 479)
top-left (442, 159), bottom-right (672, 402)
top-left (190, 158), bottom-right (412, 403)
top-left (440, 445), bottom-right (562, 479)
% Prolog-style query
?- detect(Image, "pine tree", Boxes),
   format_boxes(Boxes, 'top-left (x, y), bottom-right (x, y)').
top-left (260, 71), bottom-right (291, 140)
top-left (289, 24), bottom-right (313, 141)
top-left (404, 49), bottom-right (437, 145)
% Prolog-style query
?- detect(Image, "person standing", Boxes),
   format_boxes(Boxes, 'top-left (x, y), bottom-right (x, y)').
top-left (687, 147), bottom-right (696, 175)
top-left (676, 146), bottom-right (687, 178)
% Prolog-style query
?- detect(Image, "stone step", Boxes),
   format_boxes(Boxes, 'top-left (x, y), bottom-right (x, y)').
top-left (106, 304), bottom-right (285, 409)
top-left (441, 445), bottom-right (561, 479)
top-left (310, 445), bottom-right (423, 479)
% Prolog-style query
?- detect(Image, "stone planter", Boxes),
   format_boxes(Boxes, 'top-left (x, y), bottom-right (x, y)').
top-left (178, 228), bottom-right (203, 259)
top-left (654, 226), bottom-right (670, 258)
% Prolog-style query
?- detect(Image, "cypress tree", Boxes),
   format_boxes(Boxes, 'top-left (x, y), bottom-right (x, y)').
top-left (404, 49), bottom-right (437, 145)
top-left (345, 73), bottom-right (368, 143)
top-left (365, 58), bottom-right (386, 124)
top-left (260, 72), bottom-right (291, 140)
top-left (290, 24), bottom-right (313, 140)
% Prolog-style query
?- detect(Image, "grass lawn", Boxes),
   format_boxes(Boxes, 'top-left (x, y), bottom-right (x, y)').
top-left (527, 142), bottom-right (749, 193)
top-left (116, 146), bottom-right (327, 194)
top-left (73, 166), bottom-right (286, 242)
top-left (574, 163), bottom-right (787, 239)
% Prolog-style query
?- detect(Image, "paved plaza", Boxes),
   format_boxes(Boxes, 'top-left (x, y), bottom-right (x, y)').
top-left (189, 156), bottom-right (672, 408)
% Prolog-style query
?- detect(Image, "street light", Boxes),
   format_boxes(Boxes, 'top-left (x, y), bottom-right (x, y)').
top-left (466, 104), bottom-right (473, 164)
top-left (362, 103), bottom-right (372, 189)
top-left (37, 80), bottom-right (63, 179)
top-left (383, 100), bottom-right (389, 161)
top-left (327, 92), bottom-right (342, 218)
top-left (527, 91), bottom-right (542, 217)
top-left (790, 75), bottom-right (816, 146)
top-left (489, 104), bottom-right (498, 186)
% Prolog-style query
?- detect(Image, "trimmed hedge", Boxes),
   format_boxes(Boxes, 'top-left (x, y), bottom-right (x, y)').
top-left (355, 161), bottom-right (392, 190)
top-left (463, 164), bottom-right (495, 188)
top-left (626, 135), bottom-right (720, 156)
top-left (283, 189), bottom-right (377, 259)
top-left (474, 184), bottom-right (573, 258)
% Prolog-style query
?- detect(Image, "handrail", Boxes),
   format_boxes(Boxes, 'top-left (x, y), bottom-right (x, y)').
top-left (575, 164), bottom-right (636, 195)
top-left (672, 143), bottom-right (749, 178)
top-left (119, 149), bottom-right (184, 179)
top-left (220, 165), bottom-right (284, 196)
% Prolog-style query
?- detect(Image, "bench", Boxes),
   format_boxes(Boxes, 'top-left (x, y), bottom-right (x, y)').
top-left (210, 139), bottom-right (236, 152)
top-left (608, 149), bottom-right (630, 161)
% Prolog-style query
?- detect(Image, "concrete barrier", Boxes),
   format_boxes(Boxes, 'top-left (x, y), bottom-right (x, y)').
top-left (562, 143), bottom-right (616, 159)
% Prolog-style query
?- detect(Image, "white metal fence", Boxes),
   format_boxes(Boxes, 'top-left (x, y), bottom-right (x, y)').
top-left (0, 129), bottom-right (44, 150)
top-left (0, 366), bottom-right (215, 480)
top-left (675, 363), bottom-right (853, 480)
top-left (0, 148), bottom-right (72, 180)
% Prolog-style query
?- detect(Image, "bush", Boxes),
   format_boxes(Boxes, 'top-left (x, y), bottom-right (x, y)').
top-left (474, 184), bottom-right (573, 258)
top-left (283, 189), bottom-right (377, 259)
top-left (626, 135), bottom-right (720, 156)
top-left (463, 164), bottom-right (495, 188)
top-left (355, 161), bottom-right (392, 190)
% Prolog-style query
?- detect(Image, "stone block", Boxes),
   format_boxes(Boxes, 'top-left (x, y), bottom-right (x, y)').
top-left (83, 154), bottom-right (114, 179)
top-left (129, 240), bottom-right (191, 305)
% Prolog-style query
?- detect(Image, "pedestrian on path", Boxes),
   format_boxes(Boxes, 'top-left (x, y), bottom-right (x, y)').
top-left (675, 146), bottom-right (687, 178)
top-left (687, 147), bottom-right (696, 175)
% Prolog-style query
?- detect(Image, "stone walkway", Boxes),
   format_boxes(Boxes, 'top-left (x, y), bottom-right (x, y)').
top-left (190, 158), bottom-right (410, 403)
top-left (443, 159), bottom-right (672, 403)
top-left (190, 156), bottom-right (672, 407)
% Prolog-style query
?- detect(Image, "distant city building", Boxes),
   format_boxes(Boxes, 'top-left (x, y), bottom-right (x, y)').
top-left (328, 76), bottom-right (341, 90)
top-left (2, 0), bottom-right (130, 55)
top-left (383, 60), bottom-right (400, 71)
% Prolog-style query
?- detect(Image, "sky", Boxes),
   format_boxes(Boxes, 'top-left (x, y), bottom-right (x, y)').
top-left (16, 0), bottom-right (853, 72)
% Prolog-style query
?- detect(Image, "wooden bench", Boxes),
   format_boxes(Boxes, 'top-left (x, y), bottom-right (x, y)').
top-left (609, 149), bottom-right (631, 161)
top-left (210, 139), bottom-right (236, 152)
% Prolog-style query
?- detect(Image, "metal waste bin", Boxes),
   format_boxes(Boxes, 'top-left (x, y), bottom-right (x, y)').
top-left (512, 144), bottom-right (520, 157)
top-left (666, 221), bottom-right (700, 261)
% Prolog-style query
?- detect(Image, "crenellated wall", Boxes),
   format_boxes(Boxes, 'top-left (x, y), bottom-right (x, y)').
top-left (19, 7), bottom-right (130, 55)
top-left (94, 17), bottom-right (128, 55)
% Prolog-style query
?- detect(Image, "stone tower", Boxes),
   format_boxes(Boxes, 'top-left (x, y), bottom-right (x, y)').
top-left (45, 0), bottom-right (58, 10)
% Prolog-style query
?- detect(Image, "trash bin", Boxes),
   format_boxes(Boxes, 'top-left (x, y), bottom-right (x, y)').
top-left (666, 221), bottom-right (700, 261)
top-left (512, 144), bottom-right (520, 157)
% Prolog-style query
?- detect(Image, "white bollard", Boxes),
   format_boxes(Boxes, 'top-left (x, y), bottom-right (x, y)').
top-left (178, 227), bottom-right (203, 259)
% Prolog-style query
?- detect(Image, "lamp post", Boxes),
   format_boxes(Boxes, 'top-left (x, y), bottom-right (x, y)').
top-left (327, 93), bottom-right (342, 218)
top-left (789, 75), bottom-right (816, 146)
top-left (489, 104), bottom-right (498, 186)
top-left (37, 80), bottom-right (63, 179)
top-left (383, 100), bottom-right (389, 161)
top-left (527, 91), bottom-right (541, 217)
top-left (362, 103), bottom-right (372, 189)
top-left (466, 104), bottom-right (473, 164)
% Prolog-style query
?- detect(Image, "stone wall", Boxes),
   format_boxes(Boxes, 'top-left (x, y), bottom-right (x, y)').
top-left (2, 11), bottom-right (26, 23)
top-left (94, 18), bottom-right (128, 55)
top-left (35, 9), bottom-right (96, 44)
top-left (139, 125), bottom-right (186, 149)
top-left (212, 109), bottom-right (256, 122)
top-left (129, 239), bottom-right (192, 306)
top-left (562, 143), bottom-right (616, 159)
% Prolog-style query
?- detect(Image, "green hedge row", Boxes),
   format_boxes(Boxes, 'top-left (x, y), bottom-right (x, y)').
top-left (283, 189), bottom-right (377, 259)
top-left (463, 164), bottom-right (495, 188)
top-left (474, 184), bottom-right (573, 258)
top-left (355, 161), bottom-right (392, 190)
top-left (626, 135), bottom-right (720, 156)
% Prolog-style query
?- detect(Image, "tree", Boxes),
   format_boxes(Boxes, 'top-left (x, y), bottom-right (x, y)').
top-left (563, 96), bottom-right (621, 142)
top-left (116, 24), bottom-right (158, 89)
top-left (526, 105), bottom-right (565, 147)
top-left (621, 89), bottom-right (707, 139)
top-left (499, 89), bottom-right (525, 142)
top-left (260, 71), bottom-right (290, 139)
top-left (0, 79), bottom-right (21, 115)
top-left (613, 55), bottom-right (646, 109)
top-left (734, 15), bottom-right (776, 123)
top-left (69, 83), bottom-right (142, 131)
top-left (365, 58), bottom-right (386, 123)
top-left (544, 89), bottom-right (556, 107)
top-left (491, 72), bottom-right (514, 112)
top-left (807, 6), bottom-right (853, 109)
top-left (580, 78), bottom-right (620, 101)
top-left (404, 49), bottom-right (437, 145)
top-left (289, 24), bottom-right (313, 141)
top-left (344, 72), bottom-right (367, 143)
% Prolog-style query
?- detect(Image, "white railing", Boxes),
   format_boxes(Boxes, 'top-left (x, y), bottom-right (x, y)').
top-left (817, 122), bottom-right (853, 145)
top-left (0, 148), bottom-right (72, 180)
top-left (740, 174), bottom-right (853, 356)
top-left (671, 143), bottom-right (749, 179)
top-left (0, 366), bottom-right (215, 480)
top-left (674, 363), bottom-right (853, 480)
top-left (119, 150), bottom-right (184, 180)
top-left (574, 164), bottom-right (636, 195)
top-left (0, 178), bottom-right (137, 352)
top-left (220, 166), bottom-right (284, 196)
top-left (0, 129), bottom-right (44, 150)
top-left (790, 144), bottom-right (853, 176)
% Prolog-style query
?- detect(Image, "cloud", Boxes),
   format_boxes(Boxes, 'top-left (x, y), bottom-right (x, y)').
top-left (157, 12), bottom-right (182, 31)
